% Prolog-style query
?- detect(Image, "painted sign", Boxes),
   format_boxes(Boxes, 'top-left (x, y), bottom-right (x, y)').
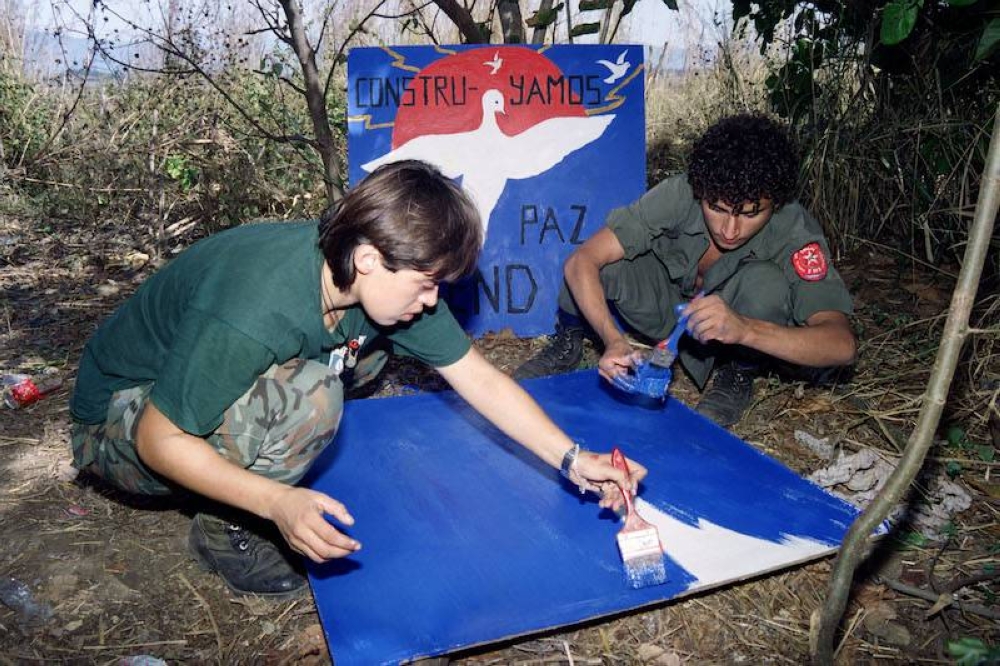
top-left (303, 370), bottom-right (878, 664)
top-left (347, 44), bottom-right (647, 336)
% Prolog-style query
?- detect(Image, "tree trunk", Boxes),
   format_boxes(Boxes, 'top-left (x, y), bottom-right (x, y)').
top-left (277, 0), bottom-right (343, 203)
top-left (565, 0), bottom-right (574, 44)
top-left (497, 0), bottom-right (524, 43)
top-left (431, 0), bottom-right (487, 43)
top-left (163, 0), bottom-right (181, 70)
top-left (531, 0), bottom-right (553, 44)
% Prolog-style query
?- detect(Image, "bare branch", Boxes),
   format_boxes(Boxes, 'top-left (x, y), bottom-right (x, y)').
top-left (85, 14), bottom-right (314, 151)
top-left (372, 1), bottom-right (436, 21)
top-left (82, 0), bottom-right (343, 200)
top-left (430, 0), bottom-right (487, 43)
top-left (406, 0), bottom-right (442, 45)
top-left (244, 25), bottom-right (286, 38)
top-left (315, 1), bottom-right (336, 51)
top-left (326, 0), bottom-right (393, 100)
top-left (251, 68), bottom-right (307, 96)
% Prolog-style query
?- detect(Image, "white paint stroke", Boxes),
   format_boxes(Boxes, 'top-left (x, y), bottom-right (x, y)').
top-left (634, 498), bottom-right (835, 590)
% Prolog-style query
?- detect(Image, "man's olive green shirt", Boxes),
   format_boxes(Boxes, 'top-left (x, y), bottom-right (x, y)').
top-left (607, 174), bottom-right (852, 324)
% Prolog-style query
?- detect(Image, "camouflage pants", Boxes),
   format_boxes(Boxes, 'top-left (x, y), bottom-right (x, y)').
top-left (71, 358), bottom-right (350, 496)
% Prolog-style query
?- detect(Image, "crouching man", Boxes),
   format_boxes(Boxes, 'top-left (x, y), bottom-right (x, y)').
top-left (515, 115), bottom-right (857, 427)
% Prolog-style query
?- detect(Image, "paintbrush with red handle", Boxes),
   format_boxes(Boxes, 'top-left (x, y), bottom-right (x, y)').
top-left (611, 447), bottom-right (667, 589)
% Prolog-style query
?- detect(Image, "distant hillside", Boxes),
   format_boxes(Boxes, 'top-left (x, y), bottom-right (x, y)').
top-left (23, 29), bottom-right (124, 79)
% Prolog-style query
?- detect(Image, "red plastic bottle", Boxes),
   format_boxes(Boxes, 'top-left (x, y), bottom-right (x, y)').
top-left (1, 374), bottom-right (62, 409)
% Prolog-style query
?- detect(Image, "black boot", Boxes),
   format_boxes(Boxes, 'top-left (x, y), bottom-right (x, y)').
top-left (512, 323), bottom-right (585, 379)
top-left (188, 513), bottom-right (307, 599)
top-left (696, 361), bottom-right (756, 427)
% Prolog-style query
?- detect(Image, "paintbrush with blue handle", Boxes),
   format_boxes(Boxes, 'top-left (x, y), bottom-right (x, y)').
top-left (648, 302), bottom-right (691, 370)
top-left (612, 296), bottom-right (698, 399)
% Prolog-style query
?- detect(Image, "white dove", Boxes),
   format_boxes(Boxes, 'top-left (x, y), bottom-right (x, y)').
top-left (596, 50), bottom-right (630, 84)
top-left (361, 89), bottom-right (614, 239)
top-left (483, 50), bottom-right (503, 75)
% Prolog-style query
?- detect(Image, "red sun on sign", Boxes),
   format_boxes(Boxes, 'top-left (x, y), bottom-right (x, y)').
top-left (391, 47), bottom-right (591, 149)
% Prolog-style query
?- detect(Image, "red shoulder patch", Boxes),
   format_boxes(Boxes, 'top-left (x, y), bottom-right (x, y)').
top-left (792, 242), bottom-right (828, 281)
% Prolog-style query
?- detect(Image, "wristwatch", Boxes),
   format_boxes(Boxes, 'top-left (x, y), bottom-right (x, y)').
top-left (560, 443), bottom-right (580, 480)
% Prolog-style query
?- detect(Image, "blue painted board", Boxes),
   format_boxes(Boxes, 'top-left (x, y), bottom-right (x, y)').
top-left (302, 370), bottom-right (866, 665)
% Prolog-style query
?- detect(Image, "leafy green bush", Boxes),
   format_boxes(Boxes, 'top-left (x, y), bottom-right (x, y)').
top-left (948, 636), bottom-right (1000, 666)
top-left (0, 71), bottom-right (55, 170)
top-left (4, 68), bottom-right (344, 247)
top-left (748, 0), bottom-right (999, 264)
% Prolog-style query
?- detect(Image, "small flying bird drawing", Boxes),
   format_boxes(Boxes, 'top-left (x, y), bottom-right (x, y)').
top-left (483, 51), bottom-right (503, 75)
top-left (596, 50), bottom-right (631, 84)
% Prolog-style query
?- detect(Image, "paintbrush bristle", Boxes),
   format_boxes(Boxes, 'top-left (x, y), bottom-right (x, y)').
top-left (616, 516), bottom-right (667, 589)
top-left (648, 346), bottom-right (675, 369)
top-left (610, 446), bottom-right (668, 589)
top-left (622, 553), bottom-right (668, 589)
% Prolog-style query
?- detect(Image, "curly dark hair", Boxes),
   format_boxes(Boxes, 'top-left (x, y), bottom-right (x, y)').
top-left (687, 114), bottom-right (799, 207)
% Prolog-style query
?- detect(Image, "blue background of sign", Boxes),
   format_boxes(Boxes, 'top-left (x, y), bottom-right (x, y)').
top-left (347, 45), bottom-right (647, 336)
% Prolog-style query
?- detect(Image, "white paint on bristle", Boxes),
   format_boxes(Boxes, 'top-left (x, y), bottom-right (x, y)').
top-left (625, 558), bottom-right (667, 589)
top-left (634, 498), bottom-right (833, 588)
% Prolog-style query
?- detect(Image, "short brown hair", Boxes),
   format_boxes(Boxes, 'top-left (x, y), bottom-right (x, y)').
top-left (319, 160), bottom-right (483, 289)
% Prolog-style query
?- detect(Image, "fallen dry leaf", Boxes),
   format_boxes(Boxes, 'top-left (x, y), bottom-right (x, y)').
top-left (862, 602), bottom-right (912, 646)
top-left (900, 280), bottom-right (948, 305)
top-left (924, 592), bottom-right (954, 618)
top-left (638, 643), bottom-right (667, 662)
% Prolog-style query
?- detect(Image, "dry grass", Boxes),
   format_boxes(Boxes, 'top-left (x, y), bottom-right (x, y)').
top-left (644, 48), bottom-right (771, 183)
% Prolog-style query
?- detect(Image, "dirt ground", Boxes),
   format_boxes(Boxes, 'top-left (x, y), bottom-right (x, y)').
top-left (1, 212), bottom-right (998, 665)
